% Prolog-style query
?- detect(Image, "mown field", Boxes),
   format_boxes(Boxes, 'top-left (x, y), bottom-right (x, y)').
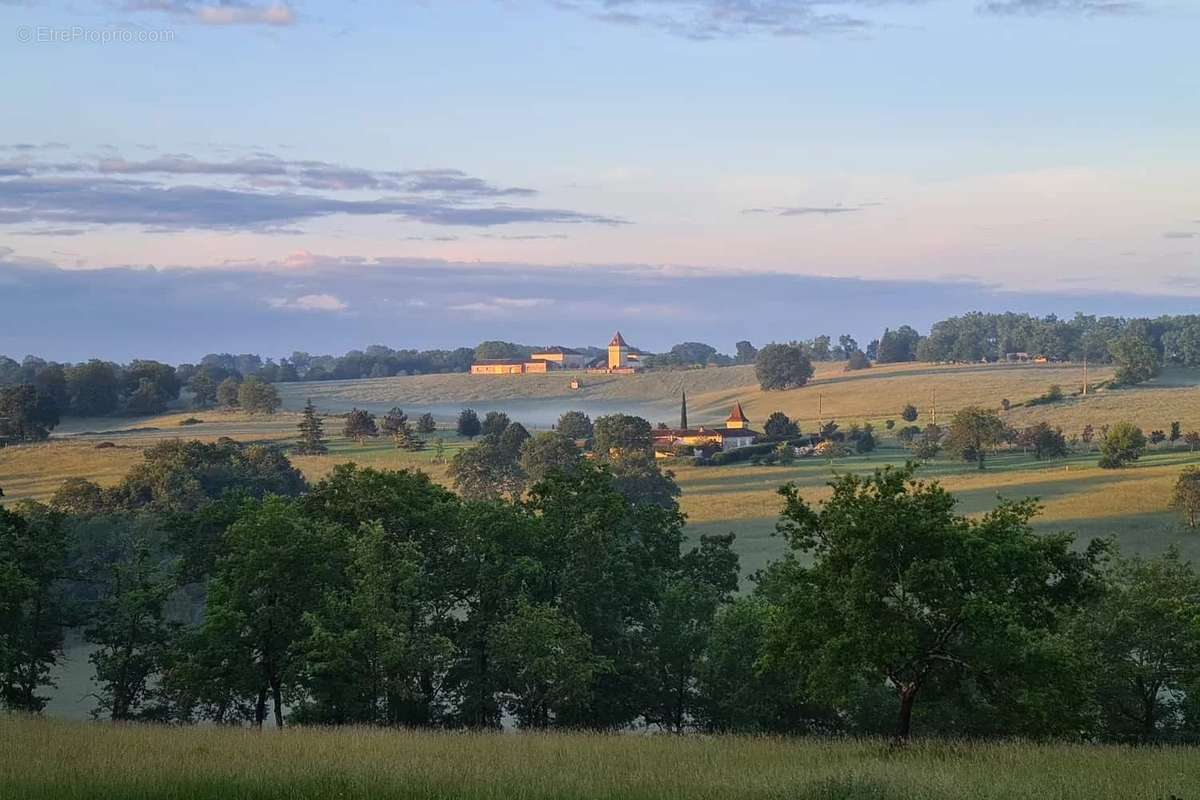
top-left (2, 716), bottom-right (1196, 800)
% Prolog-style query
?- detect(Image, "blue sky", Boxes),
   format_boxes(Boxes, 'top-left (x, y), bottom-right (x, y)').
top-left (1, 1), bottom-right (1197, 360)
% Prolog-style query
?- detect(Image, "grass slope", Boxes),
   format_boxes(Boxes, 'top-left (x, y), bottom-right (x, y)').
top-left (2, 716), bottom-right (1196, 800)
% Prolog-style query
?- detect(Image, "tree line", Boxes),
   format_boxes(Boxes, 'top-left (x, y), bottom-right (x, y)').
top-left (3, 429), bottom-right (1200, 741)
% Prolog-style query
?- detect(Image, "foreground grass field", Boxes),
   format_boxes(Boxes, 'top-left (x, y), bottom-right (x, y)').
top-left (2, 716), bottom-right (1196, 800)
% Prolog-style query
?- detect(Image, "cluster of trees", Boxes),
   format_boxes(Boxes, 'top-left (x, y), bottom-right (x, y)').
top-left (902, 406), bottom-right (1159, 471)
top-left (752, 328), bottom-right (921, 391)
top-left (0, 357), bottom-right (183, 426)
top-left (340, 407), bottom-right (437, 449)
top-left (0, 439), bottom-right (724, 733)
top-left (449, 411), bottom-right (679, 511)
top-left (190, 347), bottom-right (478, 383)
top-left (916, 313), bottom-right (1200, 382)
top-left (5, 450), bottom-right (1200, 743)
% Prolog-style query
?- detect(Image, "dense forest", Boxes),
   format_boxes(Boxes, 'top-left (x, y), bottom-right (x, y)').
top-left (3, 421), bottom-right (1199, 742)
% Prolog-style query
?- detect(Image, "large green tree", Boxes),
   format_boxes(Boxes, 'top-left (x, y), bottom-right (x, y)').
top-left (1171, 466), bottom-right (1200, 528)
top-left (450, 435), bottom-right (525, 501)
top-left (178, 498), bottom-right (344, 727)
top-left (0, 503), bottom-right (73, 712)
top-left (519, 432), bottom-right (581, 485)
top-left (237, 378), bottom-right (281, 415)
top-left (755, 343), bottom-right (814, 391)
top-left (643, 533), bottom-right (739, 732)
top-left (65, 360), bottom-right (120, 416)
top-left (592, 413), bottom-right (654, 458)
top-left (525, 462), bottom-right (686, 729)
top-left (84, 538), bottom-right (176, 721)
top-left (556, 410), bottom-right (593, 440)
top-left (1099, 422), bottom-right (1147, 469)
top-left (297, 521), bottom-right (454, 726)
top-left (765, 464), bottom-right (1104, 740)
top-left (492, 601), bottom-right (610, 729)
top-left (481, 411), bottom-right (511, 438)
top-left (343, 409), bottom-right (378, 444)
top-left (1073, 549), bottom-right (1200, 743)
top-left (1109, 334), bottom-right (1160, 387)
top-left (0, 385), bottom-right (59, 442)
top-left (456, 408), bottom-right (482, 439)
top-left (945, 406), bottom-right (1007, 469)
top-left (302, 465), bottom-right (466, 726)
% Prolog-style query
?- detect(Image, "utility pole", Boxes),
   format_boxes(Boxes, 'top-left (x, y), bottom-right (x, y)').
top-left (817, 393), bottom-right (823, 428)
top-left (1082, 353), bottom-right (1089, 396)
top-left (931, 390), bottom-right (937, 426)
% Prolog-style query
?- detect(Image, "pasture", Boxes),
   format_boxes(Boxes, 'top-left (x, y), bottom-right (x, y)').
top-left (2, 715), bottom-right (1196, 800)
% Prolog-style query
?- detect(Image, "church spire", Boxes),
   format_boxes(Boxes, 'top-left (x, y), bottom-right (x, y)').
top-left (680, 389), bottom-right (688, 429)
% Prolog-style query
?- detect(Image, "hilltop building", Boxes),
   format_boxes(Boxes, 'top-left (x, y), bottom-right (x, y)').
top-left (469, 332), bottom-right (644, 376)
top-left (586, 331), bottom-right (643, 373)
top-left (653, 397), bottom-right (760, 454)
top-left (469, 346), bottom-right (587, 375)
top-left (532, 346), bottom-right (588, 369)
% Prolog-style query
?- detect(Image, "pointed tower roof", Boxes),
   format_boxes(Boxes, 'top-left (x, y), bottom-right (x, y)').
top-left (726, 402), bottom-right (749, 424)
top-left (609, 331), bottom-right (628, 348)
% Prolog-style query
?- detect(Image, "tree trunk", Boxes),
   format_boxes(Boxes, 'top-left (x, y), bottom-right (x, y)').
top-left (272, 679), bottom-right (284, 729)
top-left (254, 686), bottom-right (267, 728)
top-left (1141, 692), bottom-right (1157, 745)
top-left (895, 685), bottom-right (917, 742)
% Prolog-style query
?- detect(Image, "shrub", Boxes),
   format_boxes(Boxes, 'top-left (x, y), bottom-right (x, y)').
top-left (1027, 384), bottom-right (1066, 406)
top-left (844, 351), bottom-right (871, 371)
top-left (708, 442), bottom-right (775, 466)
top-left (764, 411), bottom-right (799, 441)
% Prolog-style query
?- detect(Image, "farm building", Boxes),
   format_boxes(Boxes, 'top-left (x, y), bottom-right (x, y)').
top-left (470, 346), bottom-right (587, 375)
top-left (653, 399), bottom-right (760, 454)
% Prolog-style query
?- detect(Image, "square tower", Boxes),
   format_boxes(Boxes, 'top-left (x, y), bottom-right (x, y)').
top-left (607, 331), bottom-right (630, 370)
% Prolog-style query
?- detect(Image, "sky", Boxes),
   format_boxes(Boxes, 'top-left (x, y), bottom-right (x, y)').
top-left (0, 0), bottom-right (1197, 362)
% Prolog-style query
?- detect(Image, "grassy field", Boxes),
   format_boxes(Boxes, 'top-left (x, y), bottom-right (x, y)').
top-left (2, 716), bottom-right (1197, 800)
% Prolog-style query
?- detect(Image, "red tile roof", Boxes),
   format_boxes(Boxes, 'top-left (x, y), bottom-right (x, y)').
top-left (609, 331), bottom-right (629, 347)
top-left (727, 402), bottom-right (749, 423)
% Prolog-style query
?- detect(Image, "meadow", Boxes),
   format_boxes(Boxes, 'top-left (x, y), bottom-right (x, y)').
top-left (2, 715), bottom-right (1196, 800)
